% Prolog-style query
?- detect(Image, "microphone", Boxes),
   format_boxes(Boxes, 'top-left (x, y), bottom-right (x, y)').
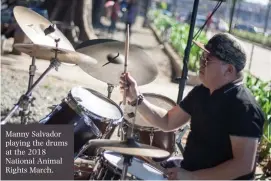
top-left (44, 24), bottom-right (56, 36)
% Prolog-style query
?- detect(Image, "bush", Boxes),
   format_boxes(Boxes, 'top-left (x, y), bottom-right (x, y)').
top-left (244, 72), bottom-right (271, 175)
top-left (232, 30), bottom-right (271, 48)
top-left (149, 9), bottom-right (208, 72)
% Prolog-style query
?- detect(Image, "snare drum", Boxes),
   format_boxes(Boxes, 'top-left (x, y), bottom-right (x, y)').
top-left (40, 87), bottom-right (123, 157)
top-left (92, 151), bottom-right (167, 180)
top-left (123, 93), bottom-right (176, 160)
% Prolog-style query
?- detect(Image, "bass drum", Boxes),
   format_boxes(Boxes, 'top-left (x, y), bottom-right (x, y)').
top-left (123, 93), bottom-right (176, 162)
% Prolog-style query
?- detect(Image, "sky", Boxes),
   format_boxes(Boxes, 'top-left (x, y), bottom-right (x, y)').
top-left (245, 0), bottom-right (269, 5)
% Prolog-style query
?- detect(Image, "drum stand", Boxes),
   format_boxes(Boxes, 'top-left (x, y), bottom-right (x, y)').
top-left (121, 154), bottom-right (133, 180)
top-left (1, 39), bottom-right (61, 125)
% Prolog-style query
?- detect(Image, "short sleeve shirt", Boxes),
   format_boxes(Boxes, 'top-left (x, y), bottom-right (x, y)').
top-left (179, 80), bottom-right (265, 179)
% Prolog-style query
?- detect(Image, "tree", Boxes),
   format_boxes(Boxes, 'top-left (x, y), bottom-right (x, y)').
top-left (42, 0), bottom-right (97, 46)
top-left (92, 0), bottom-right (106, 28)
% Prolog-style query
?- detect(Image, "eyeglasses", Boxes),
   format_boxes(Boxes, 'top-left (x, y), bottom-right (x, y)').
top-left (199, 53), bottom-right (225, 67)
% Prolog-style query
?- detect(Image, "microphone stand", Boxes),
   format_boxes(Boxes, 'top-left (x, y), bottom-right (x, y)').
top-left (176, 0), bottom-right (199, 103)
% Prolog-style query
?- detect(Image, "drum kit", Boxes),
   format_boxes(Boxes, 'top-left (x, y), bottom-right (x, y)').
top-left (1, 6), bottom-right (179, 180)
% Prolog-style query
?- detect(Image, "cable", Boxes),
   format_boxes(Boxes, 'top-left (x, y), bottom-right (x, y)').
top-left (192, 0), bottom-right (223, 42)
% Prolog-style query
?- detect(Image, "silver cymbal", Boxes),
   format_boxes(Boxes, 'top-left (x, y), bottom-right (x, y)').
top-left (86, 138), bottom-right (170, 158)
top-left (14, 43), bottom-right (97, 65)
top-left (13, 6), bottom-right (74, 51)
top-left (76, 39), bottom-right (158, 86)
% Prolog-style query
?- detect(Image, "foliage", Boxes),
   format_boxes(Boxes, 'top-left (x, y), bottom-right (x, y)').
top-left (148, 9), bottom-right (208, 72)
top-left (244, 72), bottom-right (271, 175)
top-left (232, 30), bottom-right (271, 48)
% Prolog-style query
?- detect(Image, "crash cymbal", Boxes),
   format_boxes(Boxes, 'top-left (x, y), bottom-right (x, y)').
top-left (76, 39), bottom-right (158, 86)
top-left (13, 6), bottom-right (74, 51)
top-left (86, 138), bottom-right (170, 158)
top-left (14, 43), bottom-right (97, 65)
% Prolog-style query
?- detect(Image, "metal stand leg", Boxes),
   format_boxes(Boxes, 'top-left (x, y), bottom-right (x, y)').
top-left (1, 59), bottom-right (60, 125)
top-left (121, 155), bottom-right (133, 180)
top-left (19, 56), bottom-right (37, 124)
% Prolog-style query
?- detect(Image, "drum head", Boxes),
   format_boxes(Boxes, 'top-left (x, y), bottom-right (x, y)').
top-left (124, 93), bottom-right (176, 130)
top-left (103, 151), bottom-right (166, 180)
top-left (70, 87), bottom-right (122, 121)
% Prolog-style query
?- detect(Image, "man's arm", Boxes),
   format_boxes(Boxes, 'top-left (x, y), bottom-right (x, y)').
top-left (136, 99), bottom-right (191, 132)
top-left (175, 136), bottom-right (258, 180)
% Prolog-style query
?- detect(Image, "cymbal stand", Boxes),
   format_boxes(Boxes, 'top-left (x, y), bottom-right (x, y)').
top-left (121, 154), bottom-right (133, 180)
top-left (1, 39), bottom-right (61, 125)
top-left (19, 56), bottom-right (37, 124)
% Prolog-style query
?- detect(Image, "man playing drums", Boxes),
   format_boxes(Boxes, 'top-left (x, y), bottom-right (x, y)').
top-left (119, 33), bottom-right (265, 180)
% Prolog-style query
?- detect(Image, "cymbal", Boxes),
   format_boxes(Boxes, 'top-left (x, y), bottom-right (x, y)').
top-left (87, 138), bottom-right (170, 158)
top-left (76, 39), bottom-right (158, 86)
top-left (14, 43), bottom-right (97, 65)
top-left (13, 6), bottom-right (74, 51)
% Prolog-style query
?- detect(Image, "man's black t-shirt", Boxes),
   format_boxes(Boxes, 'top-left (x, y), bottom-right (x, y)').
top-left (179, 80), bottom-right (265, 179)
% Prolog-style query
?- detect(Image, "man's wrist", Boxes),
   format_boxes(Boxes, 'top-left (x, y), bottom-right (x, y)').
top-left (129, 94), bottom-right (144, 107)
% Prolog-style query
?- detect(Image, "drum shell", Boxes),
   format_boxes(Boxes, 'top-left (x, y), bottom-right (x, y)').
top-left (40, 101), bottom-right (116, 156)
top-left (123, 93), bottom-right (177, 161)
top-left (123, 124), bottom-right (175, 161)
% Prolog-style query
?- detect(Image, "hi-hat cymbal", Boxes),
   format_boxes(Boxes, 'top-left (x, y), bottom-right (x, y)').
top-left (87, 138), bottom-right (170, 158)
top-left (76, 39), bottom-right (158, 86)
top-left (13, 6), bottom-right (74, 51)
top-left (14, 43), bottom-right (97, 65)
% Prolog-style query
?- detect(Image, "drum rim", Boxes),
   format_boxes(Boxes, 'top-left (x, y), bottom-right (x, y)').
top-left (125, 92), bottom-right (177, 131)
top-left (102, 150), bottom-right (165, 179)
top-left (67, 86), bottom-right (124, 123)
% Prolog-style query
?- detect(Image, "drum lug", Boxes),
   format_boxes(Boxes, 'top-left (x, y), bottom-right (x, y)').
top-left (149, 129), bottom-right (154, 146)
top-left (102, 121), bottom-right (113, 139)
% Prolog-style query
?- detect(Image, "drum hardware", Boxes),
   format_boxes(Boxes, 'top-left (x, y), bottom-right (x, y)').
top-left (18, 23), bottom-right (55, 124)
top-left (101, 122), bottom-right (114, 139)
top-left (149, 129), bottom-right (154, 146)
top-left (117, 121), bottom-right (127, 140)
top-left (120, 154), bottom-right (133, 180)
top-left (107, 83), bottom-right (114, 99)
top-left (19, 56), bottom-right (37, 124)
top-left (1, 39), bottom-right (62, 125)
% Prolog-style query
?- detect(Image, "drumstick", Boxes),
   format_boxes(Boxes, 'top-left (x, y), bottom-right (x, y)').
top-left (123, 24), bottom-right (130, 106)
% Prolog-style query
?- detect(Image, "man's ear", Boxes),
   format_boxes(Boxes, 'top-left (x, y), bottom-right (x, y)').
top-left (225, 64), bottom-right (234, 76)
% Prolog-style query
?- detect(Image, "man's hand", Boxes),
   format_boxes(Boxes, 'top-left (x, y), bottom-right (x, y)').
top-left (166, 167), bottom-right (195, 180)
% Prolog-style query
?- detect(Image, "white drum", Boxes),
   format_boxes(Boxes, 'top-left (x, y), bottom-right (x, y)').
top-left (70, 86), bottom-right (123, 122)
top-left (92, 151), bottom-right (167, 180)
